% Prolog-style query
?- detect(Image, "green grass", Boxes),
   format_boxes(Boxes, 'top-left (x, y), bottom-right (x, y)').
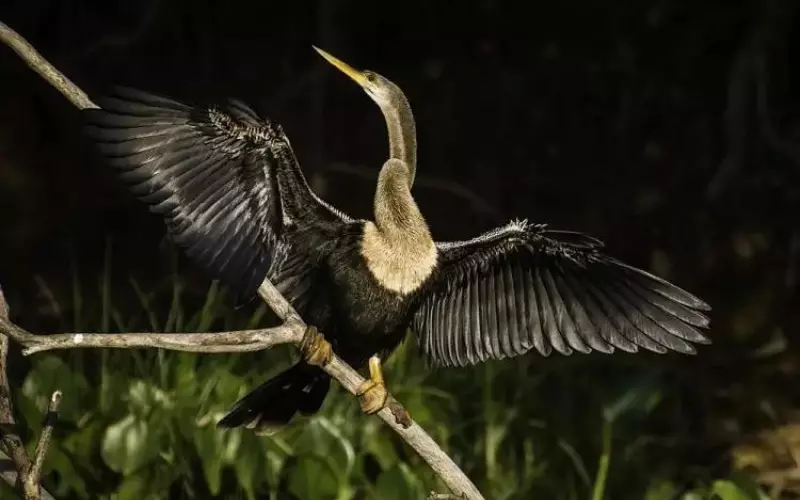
top-left (4, 244), bottom-right (774, 499)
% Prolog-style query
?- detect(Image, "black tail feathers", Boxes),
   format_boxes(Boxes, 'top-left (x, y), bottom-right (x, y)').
top-left (217, 362), bottom-right (330, 432)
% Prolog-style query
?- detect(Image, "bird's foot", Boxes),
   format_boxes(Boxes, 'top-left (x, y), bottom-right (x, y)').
top-left (300, 325), bottom-right (332, 367)
top-left (356, 355), bottom-right (389, 414)
top-left (356, 379), bottom-right (388, 415)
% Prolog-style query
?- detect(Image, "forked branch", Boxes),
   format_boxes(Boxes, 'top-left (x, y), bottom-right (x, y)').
top-left (0, 288), bottom-right (61, 500)
top-left (0, 20), bottom-right (484, 500)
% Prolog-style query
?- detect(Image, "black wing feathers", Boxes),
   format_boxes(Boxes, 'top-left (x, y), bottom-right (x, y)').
top-left (84, 88), bottom-right (298, 299)
top-left (413, 221), bottom-right (711, 368)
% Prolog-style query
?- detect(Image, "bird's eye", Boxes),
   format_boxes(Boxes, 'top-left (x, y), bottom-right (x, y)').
top-left (365, 72), bottom-right (376, 83)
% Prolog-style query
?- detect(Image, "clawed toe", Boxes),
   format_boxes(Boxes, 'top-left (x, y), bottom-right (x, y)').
top-left (356, 379), bottom-right (388, 415)
top-left (300, 325), bottom-right (332, 367)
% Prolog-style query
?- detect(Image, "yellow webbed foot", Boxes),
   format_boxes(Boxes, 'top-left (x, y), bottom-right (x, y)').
top-left (356, 355), bottom-right (389, 414)
top-left (357, 378), bottom-right (389, 414)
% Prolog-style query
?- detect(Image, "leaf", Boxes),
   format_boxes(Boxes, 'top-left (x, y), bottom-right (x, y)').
top-left (127, 379), bottom-right (174, 417)
top-left (245, 303), bottom-right (268, 329)
top-left (317, 417), bottom-right (356, 478)
top-left (644, 479), bottom-right (678, 500)
top-left (62, 419), bottom-right (105, 460)
top-left (115, 471), bottom-right (155, 500)
top-left (234, 434), bottom-right (267, 500)
top-left (129, 275), bottom-right (160, 331)
top-left (222, 427), bottom-right (243, 463)
top-left (375, 464), bottom-right (426, 500)
top-left (193, 426), bottom-right (225, 495)
top-left (22, 355), bottom-right (90, 423)
top-left (603, 374), bottom-right (663, 423)
top-left (98, 353), bottom-right (126, 414)
top-left (395, 390), bottom-right (434, 427)
top-left (712, 481), bottom-right (751, 500)
top-left (212, 369), bottom-right (248, 406)
top-left (197, 280), bottom-right (222, 332)
top-left (287, 455), bottom-right (340, 500)
top-left (44, 443), bottom-right (89, 498)
top-left (293, 418), bottom-right (353, 481)
top-left (364, 425), bottom-right (400, 470)
top-left (102, 414), bottom-right (162, 474)
top-left (173, 353), bottom-right (198, 405)
top-left (711, 476), bottom-right (771, 500)
top-left (263, 438), bottom-right (290, 489)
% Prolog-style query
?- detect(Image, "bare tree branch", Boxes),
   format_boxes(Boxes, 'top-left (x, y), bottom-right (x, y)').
top-left (23, 391), bottom-right (62, 498)
top-left (0, 20), bottom-right (485, 500)
top-left (0, 287), bottom-right (59, 500)
top-left (0, 316), bottom-right (302, 356)
top-left (0, 20), bottom-right (96, 110)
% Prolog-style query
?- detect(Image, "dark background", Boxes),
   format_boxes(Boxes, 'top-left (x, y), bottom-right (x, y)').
top-left (1, 0), bottom-right (799, 499)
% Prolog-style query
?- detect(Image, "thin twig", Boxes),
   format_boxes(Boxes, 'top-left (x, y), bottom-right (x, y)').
top-left (23, 391), bottom-right (62, 499)
top-left (0, 286), bottom-right (58, 500)
top-left (0, 20), bottom-right (485, 500)
top-left (0, 20), bottom-right (96, 110)
top-left (0, 451), bottom-right (57, 500)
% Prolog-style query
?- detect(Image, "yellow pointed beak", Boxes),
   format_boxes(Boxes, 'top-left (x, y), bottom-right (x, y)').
top-left (313, 46), bottom-right (369, 88)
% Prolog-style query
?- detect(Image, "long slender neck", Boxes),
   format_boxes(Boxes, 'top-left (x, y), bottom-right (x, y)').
top-left (373, 159), bottom-right (430, 244)
top-left (380, 94), bottom-right (417, 187)
top-left (362, 158), bottom-right (437, 295)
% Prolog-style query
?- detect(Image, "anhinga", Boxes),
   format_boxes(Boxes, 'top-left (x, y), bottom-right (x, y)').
top-left (82, 48), bottom-right (711, 432)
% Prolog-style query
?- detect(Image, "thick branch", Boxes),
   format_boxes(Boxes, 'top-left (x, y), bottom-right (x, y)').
top-left (0, 20), bottom-right (485, 500)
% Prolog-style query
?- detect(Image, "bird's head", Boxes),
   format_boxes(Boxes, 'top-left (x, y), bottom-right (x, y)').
top-left (313, 46), bottom-right (404, 112)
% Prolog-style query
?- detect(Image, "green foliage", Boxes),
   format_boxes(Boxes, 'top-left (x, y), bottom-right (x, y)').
top-left (642, 474), bottom-right (773, 500)
top-left (12, 251), bottom-right (772, 499)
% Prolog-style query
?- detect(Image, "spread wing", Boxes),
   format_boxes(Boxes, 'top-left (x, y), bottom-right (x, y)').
top-left (412, 220), bottom-right (711, 368)
top-left (83, 87), bottom-right (350, 301)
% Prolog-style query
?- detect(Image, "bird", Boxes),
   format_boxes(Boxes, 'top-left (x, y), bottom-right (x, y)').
top-left (81, 47), bottom-right (712, 432)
